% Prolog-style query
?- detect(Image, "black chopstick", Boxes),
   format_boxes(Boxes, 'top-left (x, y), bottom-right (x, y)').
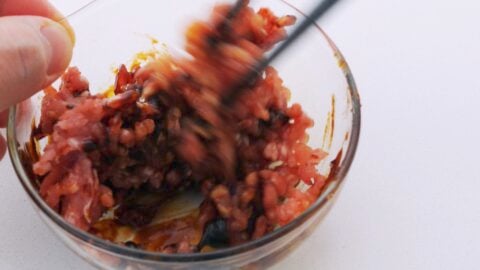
top-left (222, 0), bottom-right (342, 105)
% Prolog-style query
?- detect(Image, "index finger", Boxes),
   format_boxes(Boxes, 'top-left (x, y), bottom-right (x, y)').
top-left (0, 0), bottom-right (57, 17)
top-left (0, 0), bottom-right (75, 42)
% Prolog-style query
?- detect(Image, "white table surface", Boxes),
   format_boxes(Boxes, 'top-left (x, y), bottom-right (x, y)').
top-left (1, 0), bottom-right (480, 269)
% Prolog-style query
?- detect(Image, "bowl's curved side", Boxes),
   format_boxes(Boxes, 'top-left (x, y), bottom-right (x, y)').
top-left (6, 0), bottom-right (360, 267)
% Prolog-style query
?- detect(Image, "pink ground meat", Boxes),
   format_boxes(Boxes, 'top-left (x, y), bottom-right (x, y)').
top-left (33, 1), bottom-right (328, 253)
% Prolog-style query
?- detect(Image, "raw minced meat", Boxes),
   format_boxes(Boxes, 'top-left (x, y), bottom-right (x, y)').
top-left (33, 1), bottom-right (328, 253)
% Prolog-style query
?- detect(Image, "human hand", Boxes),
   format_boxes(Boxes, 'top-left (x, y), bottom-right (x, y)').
top-left (0, 0), bottom-right (74, 160)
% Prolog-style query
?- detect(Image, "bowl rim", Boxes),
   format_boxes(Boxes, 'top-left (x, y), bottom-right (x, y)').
top-left (7, 0), bottom-right (361, 263)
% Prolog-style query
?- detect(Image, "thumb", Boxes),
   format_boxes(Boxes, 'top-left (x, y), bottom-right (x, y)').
top-left (0, 16), bottom-right (74, 111)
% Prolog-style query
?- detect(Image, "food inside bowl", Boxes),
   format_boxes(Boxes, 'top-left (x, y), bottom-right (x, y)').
top-left (31, 2), bottom-right (330, 253)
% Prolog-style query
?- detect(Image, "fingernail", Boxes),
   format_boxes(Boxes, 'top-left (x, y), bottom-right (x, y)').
top-left (48, 3), bottom-right (76, 45)
top-left (56, 19), bottom-right (76, 45)
top-left (51, 15), bottom-right (76, 45)
top-left (41, 22), bottom-right (74, 77)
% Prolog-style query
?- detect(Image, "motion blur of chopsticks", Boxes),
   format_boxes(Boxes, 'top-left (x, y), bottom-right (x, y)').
top-left (222, 0), bottom-right (342, 105)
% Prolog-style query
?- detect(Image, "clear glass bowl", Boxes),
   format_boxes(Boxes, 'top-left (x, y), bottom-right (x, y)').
top-left (7, 0), bottom-right (360, 269)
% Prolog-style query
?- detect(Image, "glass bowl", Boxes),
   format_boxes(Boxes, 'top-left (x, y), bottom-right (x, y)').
top-left (7, 0), bottom-right (361, 269)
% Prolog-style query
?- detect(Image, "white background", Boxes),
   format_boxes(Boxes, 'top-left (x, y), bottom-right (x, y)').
top-left (1, 0), bottom-right (480, 269)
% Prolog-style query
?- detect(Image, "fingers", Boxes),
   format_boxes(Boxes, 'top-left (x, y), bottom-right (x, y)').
top-left (0, 135), bottom-right (5, 160)
top-left (0, 110), bottom-right (7, 127)
top-left (0, 1), bottom-right (74, 159)
top-left (0, 0), bottom-right (75, 42)
top-left (0, 16), bottom-right (73, 112)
